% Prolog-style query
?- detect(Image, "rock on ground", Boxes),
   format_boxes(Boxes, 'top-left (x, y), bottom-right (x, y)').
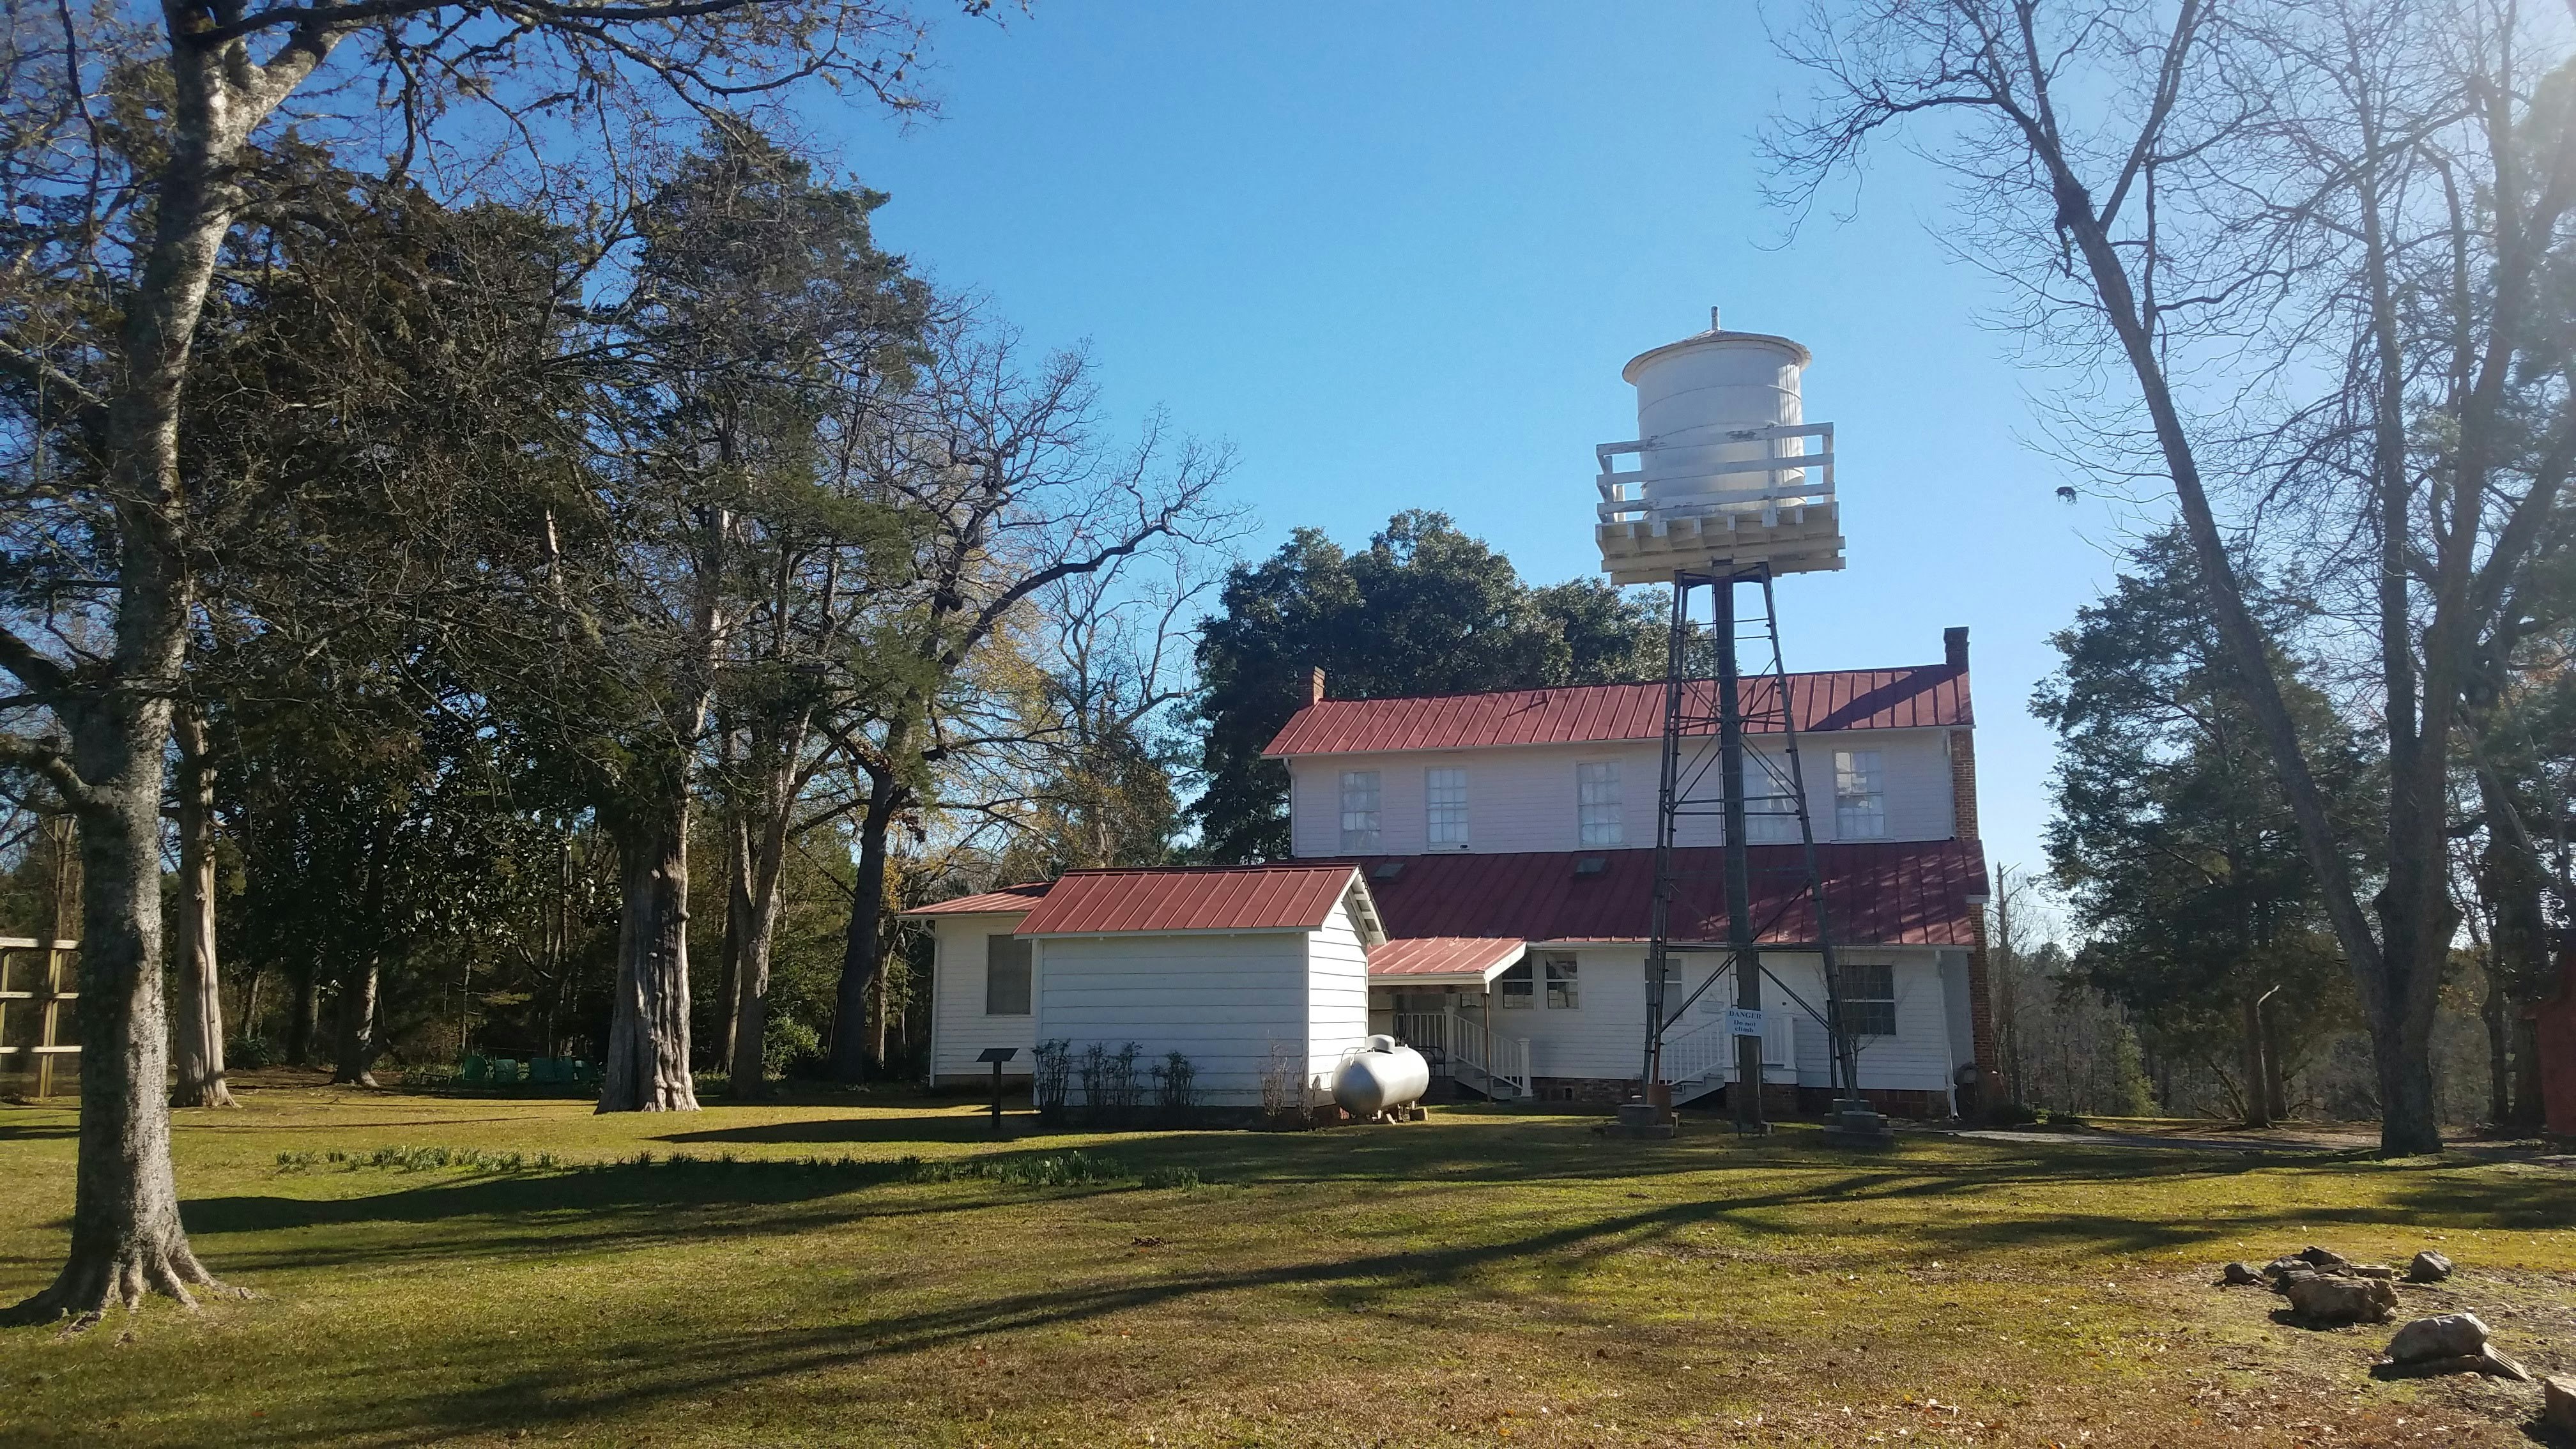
top-left (2370, 1350), bottom-right (2530, 1383)
top-left (2544, 1376), bottom-right (2576, 1434)
top-left (2385, 1313), bottom-right (2489, 1363)
top-left (2408, 1250), bottom-right (2454, 1283)
top-left (2221, 1261), bottom-right (2262, 1286)
top-left (2282, 1273), bottom-right (2397, 1326)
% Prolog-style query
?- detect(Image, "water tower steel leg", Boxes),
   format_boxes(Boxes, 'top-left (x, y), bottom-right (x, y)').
top-left (1640, 576), bottom-right (1689, 1099)
top-left (1714, 576), bottom-right (1767, 1135)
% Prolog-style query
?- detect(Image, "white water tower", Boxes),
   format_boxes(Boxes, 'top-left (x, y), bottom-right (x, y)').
top-left (1594, 309), bottom-right (1843, 584)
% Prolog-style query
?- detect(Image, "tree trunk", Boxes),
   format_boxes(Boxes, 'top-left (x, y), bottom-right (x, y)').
top-left (170, 708), bottom-right (235, 1109)
top-left (331, 954), bottom-right (381, 1087)
top-left (2239, 991), bottom-right (2271, 1129)
top-left (728, 724), bottom-right (803, 1096)
top-left (2260, 997), bottom-right (2288, 1122)
top-left (2483, 960), bottom-right (2513, 1129)
top-left (829, 756), bottom-right (904, 1083)
top-left (3, 666), bottom-right (222, 1326)
top-left (286, 958), bottom-right (318, 1068)
top-left (599, 797), bottom-right (700, 1112)
top-left (717, 809), bottom-right (747, 1076)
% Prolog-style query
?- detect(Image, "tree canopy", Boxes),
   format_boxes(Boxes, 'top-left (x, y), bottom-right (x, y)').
top-left (1191, 510), bottom-right (1660, 863)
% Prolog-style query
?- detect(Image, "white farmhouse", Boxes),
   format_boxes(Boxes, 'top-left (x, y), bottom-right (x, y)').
top-left (906, 626), bottom-right (1994, 1117)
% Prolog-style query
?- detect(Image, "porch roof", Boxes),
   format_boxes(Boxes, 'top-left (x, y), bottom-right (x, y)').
top-left (1365, 936), bottom-right (1527, 986)
top-left (1350, 839), bottom-right (1988, 949)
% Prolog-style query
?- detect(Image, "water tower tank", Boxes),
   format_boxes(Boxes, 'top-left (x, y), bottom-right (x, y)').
top-left (1595, 310), bottom-right (1843, 584)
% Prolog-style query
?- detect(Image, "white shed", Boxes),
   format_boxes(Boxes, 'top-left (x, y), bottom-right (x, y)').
top-left (1008, 864), bottom-right (1387, 1107)
top-left (905, 882), bottom-right (1052, 1086)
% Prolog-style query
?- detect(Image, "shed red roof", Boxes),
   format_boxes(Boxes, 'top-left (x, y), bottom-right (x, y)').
top-left (899, 881), bottom-right (1052, 917)
top-left (1352, 840), bottom-right (1988, 948)
top-left (1365, 936), bottom-right (1528, 982)
top-left (1013, 864), bottom-right (1363, 937)
top-left (1262, 666), bottom-right (1969, 757)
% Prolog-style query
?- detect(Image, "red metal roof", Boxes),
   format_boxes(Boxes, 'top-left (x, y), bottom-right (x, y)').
top-left (1365, 937), bottom-right (1528, 981)
top-left (899, 881), bottom-right (1053, 917)
top-left (1262, 666), bottom-right (1970, 757)
top-left (1352, 840), bottom-right (1988, 948)
top-left (1013, 864), bottom-right (1363, 937)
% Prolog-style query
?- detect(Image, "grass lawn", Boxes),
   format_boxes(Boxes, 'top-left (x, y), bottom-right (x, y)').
top-left (3, 1082), bottom-right (2572, 1447)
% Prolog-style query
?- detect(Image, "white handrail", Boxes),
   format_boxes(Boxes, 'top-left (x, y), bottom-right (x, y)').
top-left (1395, 1011), bottom-right (1530, 1098)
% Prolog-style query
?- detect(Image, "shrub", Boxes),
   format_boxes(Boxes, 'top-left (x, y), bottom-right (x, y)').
top-left (1139, 1165), bottom-right (1201, 1190)
top-left (1153, 1050), bottom-right (1197, 1121)
top-left (763, 1017), bottom-right (823, 1080)
top-left (1032, 1039), bottom-right (1072, 1119)
top-left (1259, 1042), bottom-right (1307, 1129)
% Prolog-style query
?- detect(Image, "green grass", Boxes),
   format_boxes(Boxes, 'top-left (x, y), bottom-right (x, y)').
top-left (2, 1085), bottom-right (2571, 1446)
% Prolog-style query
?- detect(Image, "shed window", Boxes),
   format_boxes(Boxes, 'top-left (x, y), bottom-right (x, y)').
top-left (1425, 767), bottom-right (1468, 848)
top-left (1496, 959), bottom-right (1534, 1009)
top-left (1340, 770), bottom-right (1382, 852)
top-left (1577, 762), bottom-right (1623, 846)
top-left (1544, 956), bottom-right (1579, 1009)
top-left (1742, 753), bottom-right (1800, 844)
top-left (1834, 750), bottom-right (1886, 838)
top-left (985, 935), bottom-right (1032, 1016)
top-left (1841, 962), bottom-right (1896, 1038)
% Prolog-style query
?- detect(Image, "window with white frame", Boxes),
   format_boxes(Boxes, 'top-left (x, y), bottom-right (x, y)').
top-left (1741, 753), bottom-right (1800, 844)
top-left (1339, 770), bottom-right (1382, 852)
top-left (1577, 762), bottom-right (1623, 846)
top-left (1841, 962), bottom-right (1897, 1037)
top-left (984, 935), bottom-right (1032, 1016)
top-left (1496, 959), bottom-right (1534, 1009)
top-left (1834, 749), bottom-right (1886, 838)
top-left (1425, 767), bottom-right (1468, 848)
top-left (1543, 956), bottom-right (1580, 1009)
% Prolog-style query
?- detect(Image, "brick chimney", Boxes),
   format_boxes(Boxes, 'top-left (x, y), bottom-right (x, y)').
top-left (1308, 667), bottom-right (1326, 706)
top-left (1944, 625), bottom-right (1969, 671)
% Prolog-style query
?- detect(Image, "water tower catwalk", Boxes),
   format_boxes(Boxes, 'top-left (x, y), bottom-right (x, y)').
top-left (1594, 310), bottom-right (1876, 1141)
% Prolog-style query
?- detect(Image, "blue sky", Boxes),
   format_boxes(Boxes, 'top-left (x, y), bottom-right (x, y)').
top-left (809, 2), bottom-right (2142, 910)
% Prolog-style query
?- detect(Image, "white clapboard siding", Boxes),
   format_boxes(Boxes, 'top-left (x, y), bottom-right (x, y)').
top-left (1287, 728), bottom-right (1957, 858)
top-left (1764, 951), bottom-right (1954, 1092)
top-left (1489, 948), bottom-right (1952, 1093)
top-left (1306, 901), bottom-right (1373, 1085)
top-left (928, 914), bottom-right (1038, 1082)
top-left (1035, 930), bottom-right (1313, 1106)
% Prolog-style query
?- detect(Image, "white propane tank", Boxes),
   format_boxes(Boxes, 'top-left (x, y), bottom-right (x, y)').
top-left (1333, 1036), bottom-right (1431, 1118)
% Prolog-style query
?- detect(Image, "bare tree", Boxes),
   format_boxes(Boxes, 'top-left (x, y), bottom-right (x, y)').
top-left (167, 705), bottom-right (232, 1108)
top-left (823, 321), bottom-right (1242, 1080)
top-left (0, 0), bottom-right (956, 1327)
top-left (1767, 0), bottom-right (2576, 1154)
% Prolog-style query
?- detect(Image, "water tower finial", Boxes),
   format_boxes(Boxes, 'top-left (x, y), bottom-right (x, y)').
top-left (1710, 305), bottom-right (1722, 332)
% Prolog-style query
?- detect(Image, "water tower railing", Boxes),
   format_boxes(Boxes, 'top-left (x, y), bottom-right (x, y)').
top-left (1594, 421), bottom-right (1836, 528)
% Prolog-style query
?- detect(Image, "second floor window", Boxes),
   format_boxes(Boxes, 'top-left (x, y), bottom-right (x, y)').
top-left (1742, 753), bottom-right (1800, 845)
top-left (1425, 767), bottom-right (1468, 848)
top-left (1835, 749), bottom-right (1886, 838)
top-left (1577, 762), bottom-right (1622, 846)
top-left (1340, 770), bottom-right (1382, 852)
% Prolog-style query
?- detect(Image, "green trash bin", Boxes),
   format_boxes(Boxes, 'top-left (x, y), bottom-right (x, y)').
top-left (461, 1054), bottom-right (487, 1085)
top-left (491, 1058), bottom-right (520, 1086)
top-left (529, 1057), bottom-right (558, 1086)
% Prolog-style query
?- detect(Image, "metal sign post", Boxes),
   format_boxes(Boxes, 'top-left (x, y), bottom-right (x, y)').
top-left (976, 1046), bottom-right (1018, 1131)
